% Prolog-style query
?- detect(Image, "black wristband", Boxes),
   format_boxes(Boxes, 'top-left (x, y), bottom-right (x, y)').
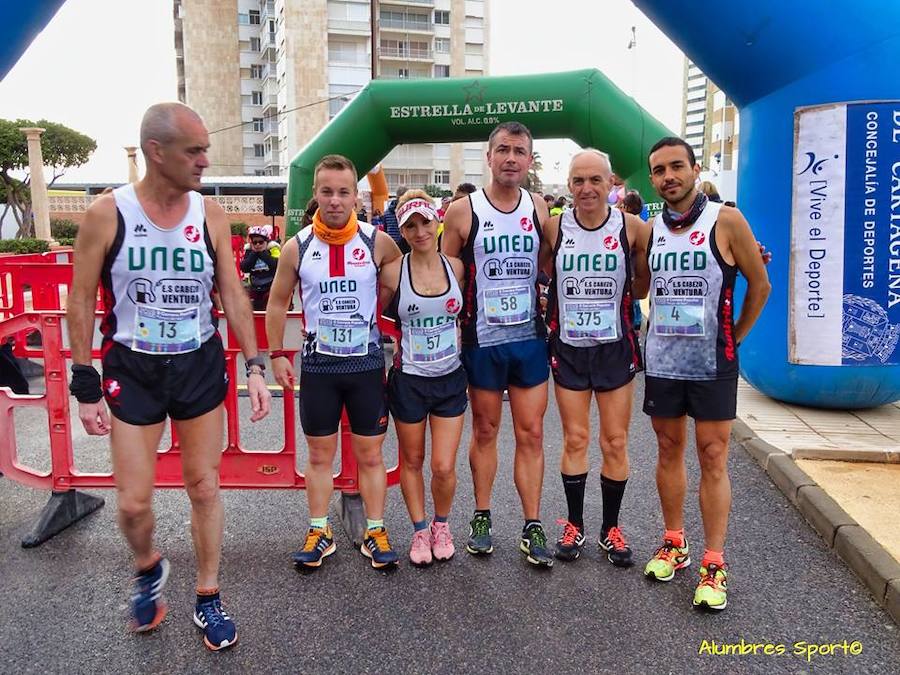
top-left (70, 364), bottom-right (103, 404)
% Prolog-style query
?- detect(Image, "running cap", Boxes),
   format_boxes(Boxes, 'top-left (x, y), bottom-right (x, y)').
top-left (397, 198), bottom-right (438, 227)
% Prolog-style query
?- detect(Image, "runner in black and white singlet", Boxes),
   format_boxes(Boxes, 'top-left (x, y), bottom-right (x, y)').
top-left (441, 121), bottom-right (555, 567)
top-left (641, 137), bottom-right (770, 612)
top-left (67, 102), bottom-right (270, 651)
top-left (379, 190), bottom-right (467, 567)
top-left (266, 154), bottom-right (402, 570)
top-left (539, 149), bottom-right (649, 568)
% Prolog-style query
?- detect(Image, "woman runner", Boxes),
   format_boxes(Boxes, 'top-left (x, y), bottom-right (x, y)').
top-left (379, 190), bottom-right (467, 566)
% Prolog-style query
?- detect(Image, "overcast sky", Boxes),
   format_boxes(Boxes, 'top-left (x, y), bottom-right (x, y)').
top-left (0, 0), bottom-right (683, 185)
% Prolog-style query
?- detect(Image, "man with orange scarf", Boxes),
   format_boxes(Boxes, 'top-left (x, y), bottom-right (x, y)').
top-left (266, 155), bottom-right (402, 568)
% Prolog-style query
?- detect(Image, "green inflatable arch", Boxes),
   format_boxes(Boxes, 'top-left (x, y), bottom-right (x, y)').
top-left (286, 68), bottom-right (673, 235)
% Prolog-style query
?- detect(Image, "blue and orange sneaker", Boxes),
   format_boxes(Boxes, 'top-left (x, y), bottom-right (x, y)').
top-left (360, 526), bottom-right (399, 568)
top-left (292, 525), bottom-right (336, 568)
top-left (193, 593), bottom-right (238, 651)
top-left (130, 557), bottom-right (170, 632)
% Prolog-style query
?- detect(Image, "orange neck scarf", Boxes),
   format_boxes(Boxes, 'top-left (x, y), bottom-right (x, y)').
top-left (313, 209), bottom-right (358, 246)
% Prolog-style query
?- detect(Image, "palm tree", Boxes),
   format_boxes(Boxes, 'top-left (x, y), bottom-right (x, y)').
top-left (524, 150), bottom-right (543, 193)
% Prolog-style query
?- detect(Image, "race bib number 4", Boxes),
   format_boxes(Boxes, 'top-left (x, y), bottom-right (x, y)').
top-left (409, 322), bottom-right (457, 363)
top-left (317, 317), bottom-right (368, 357)
top-left (564, 301), bottom-right (617, 341)
top-left (654, 297), bottom-right (705, 337)
top-left (132, 305), bottom-right (201, 354)
top-left (484, 286), bottom-right (531, 325)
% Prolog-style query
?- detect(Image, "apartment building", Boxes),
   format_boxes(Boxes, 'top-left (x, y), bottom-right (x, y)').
top-left (174, 0), bottom-right (489, 191)
top-left (681, 58), bottom-right (739, 173)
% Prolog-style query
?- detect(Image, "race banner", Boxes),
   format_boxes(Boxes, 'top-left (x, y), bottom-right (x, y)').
top-left (789, 101), bottom-right (900, 366)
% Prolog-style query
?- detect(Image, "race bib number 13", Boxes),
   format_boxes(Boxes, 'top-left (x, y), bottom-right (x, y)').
top-left (132, 305), bottom-right (201, 354)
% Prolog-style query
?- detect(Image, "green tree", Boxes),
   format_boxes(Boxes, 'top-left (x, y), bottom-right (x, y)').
top-left (423, 184), bottom-right (453, 198)
top-left (524, 150), bottom-right (544, 193)
top-left (0, 118), bottom-right (97, 238)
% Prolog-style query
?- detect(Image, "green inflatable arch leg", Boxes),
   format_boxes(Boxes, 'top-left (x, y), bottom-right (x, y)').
top-left (286, 68), bottom-right (673, 236)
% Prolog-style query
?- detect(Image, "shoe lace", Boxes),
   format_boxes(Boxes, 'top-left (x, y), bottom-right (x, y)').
top-left (432, 523), bottom-right (451, 546)
top-left (302, 527), bottom-right (325, 552)
top-left (199, 600), bottom-right (225, 628)
top-left (653, 539), bottom-right (681, 563)
top-left (471, 514), bottom-right (490, 537)
top-left (556, 519), bottom-right (580, 546)
top-left (527, 525), bottom-right (547, 549)
top-left (369, 528), bottom-right (391, 552)
top-left (605, 526), bottom-right (628, 551)
top-left (699, 564), bottom-right (726, 589)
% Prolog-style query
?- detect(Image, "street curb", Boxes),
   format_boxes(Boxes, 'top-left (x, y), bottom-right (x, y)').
top-left (743, 437), bottom-right (782, 469)
top-left (792, 447), bottom-right (900, 463)
top-left (796, 485), bottom-right (857, 548)
top-left (764, 453), bottom-right (817, 505)
top-left (834, 527), bottom-right (900, 609)
top-left (734, 420), bottom-right (900, 625)
top-left (886, 579), bottom-right (900, 626)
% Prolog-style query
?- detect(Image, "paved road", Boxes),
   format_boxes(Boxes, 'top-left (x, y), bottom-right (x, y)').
top-left (2, 375), bottom-right (899, 674)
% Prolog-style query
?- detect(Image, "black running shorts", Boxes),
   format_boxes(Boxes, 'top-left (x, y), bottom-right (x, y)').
top-left (387, 365), bottom-right (468, 424)
top-left (299, 367), bottom-right (389, 437)
top-left (550, 337), bottom-right (641, 393)
top-left (642, 375), bottom-right (738, 421)
top-left (101, 336), bottom-right (228, 426)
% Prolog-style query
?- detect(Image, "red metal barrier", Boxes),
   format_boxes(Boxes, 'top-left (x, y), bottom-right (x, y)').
top-left (0, 253), bottom-right (403, 491)
top-left (0, 310), bottom-right (401, 493)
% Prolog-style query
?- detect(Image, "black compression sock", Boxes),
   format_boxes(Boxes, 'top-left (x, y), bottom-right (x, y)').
top-left (562, 472), bottom-right (588, 530)
top-left (600, 474), bottom-right (628, 534)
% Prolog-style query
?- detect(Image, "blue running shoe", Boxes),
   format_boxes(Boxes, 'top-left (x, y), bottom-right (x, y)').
top-left (360, 526), bottom-right (399, 568)
top-left (193, 594), bottom-right (238, 651)
top-left (466, 512), bottom-right (493, 555)
top-left (292, 525), bottom-right (336, 568)
top-left (131, 557), bottom-right (170, 632)
top-left (520, 523), bottom-right (554, 568)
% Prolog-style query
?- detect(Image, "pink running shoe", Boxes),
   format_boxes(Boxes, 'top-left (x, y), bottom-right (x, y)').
top-left (430, 521), bottom-right (455, 561)
top-left (409, 528), bottom-right (433, 566)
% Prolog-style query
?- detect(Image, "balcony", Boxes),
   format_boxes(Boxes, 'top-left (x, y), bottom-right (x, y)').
top-left (328, 19), bottom-right (370, 35)
top-left (379, 18), bottom-right (433, 33)
top-left (379, 46), bottom-right (433, 61)
top-left (380, 0), bottom-right (434, 6)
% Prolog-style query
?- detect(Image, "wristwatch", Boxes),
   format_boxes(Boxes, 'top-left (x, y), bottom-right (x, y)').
top-left (245, 355), bottom-right (266, 378)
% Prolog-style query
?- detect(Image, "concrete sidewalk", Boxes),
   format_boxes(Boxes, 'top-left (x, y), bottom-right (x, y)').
top-left (735, 379), bottom-right (900, 625)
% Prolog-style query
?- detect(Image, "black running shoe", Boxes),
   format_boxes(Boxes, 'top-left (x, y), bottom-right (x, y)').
top-left (599, 526), bottom-right (634, 567)
top-left (520, 523), bottom-right (553, 568)
top-left (554, 519), bottom-right (586, 562)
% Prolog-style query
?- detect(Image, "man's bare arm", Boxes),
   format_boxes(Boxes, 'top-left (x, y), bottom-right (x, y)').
top-left (439, 198), bottom-right (471, 258)
top-left (378, 257), bottom-right (401, 310)
top-left (625, 213), bottom-right (651, 299)
top-left (207, 200), bottom-right (259, 359)
top-left (265, 236), bottom-right (298, 350)
top-left (724, 208), bottom-right (771, 343)
top-left (539, 214), bottom-right (560, 275)
top-left (375, 229), bottom-right (402, 269)
top-left (207, 199), bottom-right (270, 421)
